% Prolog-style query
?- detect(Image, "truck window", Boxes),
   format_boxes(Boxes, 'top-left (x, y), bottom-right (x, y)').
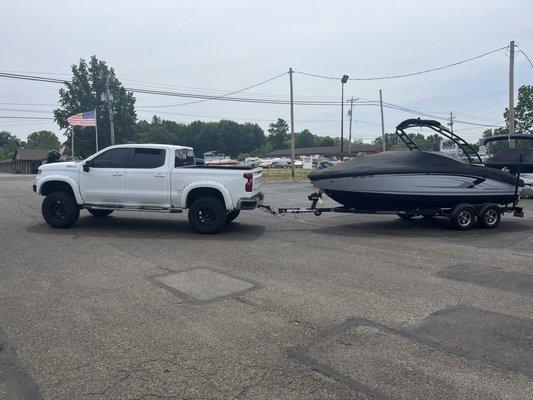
top-left (130, 148), bottom-right (166, 169)
top-left (90, 148), bottom-right (130, 168)
top-left (175, 149), bottom-right (195, 167)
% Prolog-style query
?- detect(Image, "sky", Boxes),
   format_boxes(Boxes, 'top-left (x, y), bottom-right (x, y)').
top-left (1, 0), bottom-right (532, 145)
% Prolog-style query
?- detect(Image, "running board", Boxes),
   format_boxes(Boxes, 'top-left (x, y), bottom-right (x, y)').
top-left (82, 204), bottom-right (183, 213)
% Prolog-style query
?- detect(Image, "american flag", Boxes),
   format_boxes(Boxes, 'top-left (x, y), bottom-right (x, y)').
top-left (67, 110), bottom-right (96, 127)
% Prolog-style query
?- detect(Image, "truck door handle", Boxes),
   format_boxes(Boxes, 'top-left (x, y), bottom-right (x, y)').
top-left (154, 173), bottom-right (165, 177)
top-left (112, 172), bottom-right (123, 176)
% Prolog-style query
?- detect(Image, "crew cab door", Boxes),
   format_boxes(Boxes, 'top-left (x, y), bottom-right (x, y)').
top-left (124, 147), bottom-right (169, 206)
top-left (79, 148), bottom-right (130, 204)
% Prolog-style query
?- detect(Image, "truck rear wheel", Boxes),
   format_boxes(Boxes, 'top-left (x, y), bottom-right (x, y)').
top-left (188, 196), bottom-right (227, 234)
top-left (88, 209), bottom-right (114, 217)
top-left (42, 191), bottom-right (80, 228)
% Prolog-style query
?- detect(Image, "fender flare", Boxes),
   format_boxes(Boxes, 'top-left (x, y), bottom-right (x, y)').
top-left (37, 176), bottom-right (84, 205)
top-left (181, 181), bottom-right (233, 209)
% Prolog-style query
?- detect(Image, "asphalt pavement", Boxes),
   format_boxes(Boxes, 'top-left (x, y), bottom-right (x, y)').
top-left (1, 174), bottom-right (532, 400)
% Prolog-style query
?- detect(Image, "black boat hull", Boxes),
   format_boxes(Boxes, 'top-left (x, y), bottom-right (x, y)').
top-left (324, 189), bottom-right (517, 211)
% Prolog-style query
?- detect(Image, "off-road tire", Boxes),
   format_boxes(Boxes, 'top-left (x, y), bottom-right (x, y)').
top-left (42, 191), bottom-right (80, 228)
top-left (188, 196), bottom-right (227, 234)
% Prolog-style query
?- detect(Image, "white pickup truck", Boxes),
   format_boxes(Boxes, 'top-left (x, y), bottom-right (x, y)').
top-left (34, 144), bottom-right (263, 233)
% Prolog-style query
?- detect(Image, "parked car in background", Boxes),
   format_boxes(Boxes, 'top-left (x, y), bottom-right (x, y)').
top-left (270, 160), bottom-right (289, 169)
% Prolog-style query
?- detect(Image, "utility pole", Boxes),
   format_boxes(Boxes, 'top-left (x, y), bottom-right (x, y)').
top-left (448, 111), bottom-right (455, 133)
top-left (340, 75), bottom-right (349, 160)
top-left (379, 89), bottom-right (386, 152)
top-left (105, 76), bottom-right (116, 145)
top-left (508, 40), bottom-right (515, 148)
top-left (348, 97), bottom-right (354, 153)
top-left (289, 68), bottom-right (295, 178)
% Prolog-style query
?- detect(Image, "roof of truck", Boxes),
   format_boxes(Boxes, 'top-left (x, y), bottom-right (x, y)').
top-left (110, 143), bottom-right (193, 150)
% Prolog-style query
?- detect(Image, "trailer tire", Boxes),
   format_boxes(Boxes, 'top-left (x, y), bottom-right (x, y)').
top-left (42, 191), bottom-right (79, 228)
top-left (188, 196), bottom-right (227, 234)
top-left (88, 209), bottom-right (114, 217)
top-left (477, 204), bottom-right (501, 229)
top-left (226, 210), bottom-right (240, 223)
top-left (450, 204), bottom-right (476, 230)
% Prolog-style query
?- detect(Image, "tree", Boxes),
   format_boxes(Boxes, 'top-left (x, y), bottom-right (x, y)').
top-left (267, 118), bottom-right (289, 150)
top-left (54, 56), bottom-right (136, 157)
top-left (504, 85), bottom-right (533, 134)
top-left (295, 129), bottom-right (315, 147)
top-left (315, 136), bottom-right (336, 147)
top-left (0, 131), bottom-right (20, 159)
top-left (133, 118), bottom-right (265, 157)
top-left (26, 130), bottom-right (60, 150)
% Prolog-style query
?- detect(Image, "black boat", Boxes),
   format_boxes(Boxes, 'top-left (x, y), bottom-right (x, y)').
top-left (308, 119), bottom-right (522, 212)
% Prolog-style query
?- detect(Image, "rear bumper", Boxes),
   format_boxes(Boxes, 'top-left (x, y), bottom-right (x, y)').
top-left (236, 192), bottom-right (264, 210)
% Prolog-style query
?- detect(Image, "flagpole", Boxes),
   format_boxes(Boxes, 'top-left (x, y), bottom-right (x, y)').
top-left (71, 126), bottom-right (75, 159)
top-left (94, 109), bottom-right (99, 153)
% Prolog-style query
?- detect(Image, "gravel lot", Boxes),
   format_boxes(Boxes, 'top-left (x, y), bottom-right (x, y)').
top-left (1, 174), bottom-right (532, 400)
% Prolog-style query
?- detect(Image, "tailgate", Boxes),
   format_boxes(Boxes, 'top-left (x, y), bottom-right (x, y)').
top-left (250, 168), bottom-right (262, 192)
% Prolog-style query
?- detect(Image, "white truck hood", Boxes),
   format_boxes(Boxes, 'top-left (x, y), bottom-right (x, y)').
top-left (39, 161), bottom-right (80, 171)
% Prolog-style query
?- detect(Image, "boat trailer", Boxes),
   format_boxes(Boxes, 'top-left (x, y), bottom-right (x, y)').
top-left (259, 192), bottom-right (524, 230)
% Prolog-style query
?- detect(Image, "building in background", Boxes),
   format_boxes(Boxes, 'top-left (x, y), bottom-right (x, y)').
top-left (0, 148), bottom-right (49, 174)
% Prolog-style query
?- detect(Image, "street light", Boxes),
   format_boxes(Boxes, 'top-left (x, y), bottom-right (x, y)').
top-left (340, 74), bottom-right (349, 160)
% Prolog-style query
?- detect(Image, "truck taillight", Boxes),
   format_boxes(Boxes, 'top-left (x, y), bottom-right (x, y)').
top-left (244, 172), bottom-right (253, 192)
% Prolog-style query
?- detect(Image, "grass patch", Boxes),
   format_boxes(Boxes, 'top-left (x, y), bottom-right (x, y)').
top-left (262, 168), bottom-right (311, 182)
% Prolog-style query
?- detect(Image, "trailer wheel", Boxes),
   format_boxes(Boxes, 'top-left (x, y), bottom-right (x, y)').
top-left (477, 204), bottom-right (501, 229)
top-left (450, 204), bottom-right (476, 230)
top-left (188, 196), bottom-right (227, 234)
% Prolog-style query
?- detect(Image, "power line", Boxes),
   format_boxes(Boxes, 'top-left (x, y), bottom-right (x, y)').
top-left (0, 71), bottom-right (505, 127)
top-left (517, 46), bottom-right (533, 70)
top-left (382, 102), bottom-right (503, 128)
top-left (0, 116), bottom-right (54, 120)
top-left (294, 46), bottom-right (508, 81)
top-left (0, 102), bottom-right (59, 107)
top-left (0, 108), bottom-right (54, 114)
top-left (140, 71), bottom-right (289, 108)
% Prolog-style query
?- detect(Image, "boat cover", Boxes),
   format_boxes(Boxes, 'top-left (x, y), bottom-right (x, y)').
top-left (308, 151), bottom-right (520, 185)
top-left (484, 148), bottom-right (533, 173)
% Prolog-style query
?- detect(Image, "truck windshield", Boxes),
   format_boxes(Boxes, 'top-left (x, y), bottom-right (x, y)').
top-left (175, 149), bottom-right (195, 167)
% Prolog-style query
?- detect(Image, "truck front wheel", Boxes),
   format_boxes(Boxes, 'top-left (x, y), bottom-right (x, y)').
top-left (42, 191), bottom-right (80, 228)
top-left (188, 196), bottom-right (227, 234)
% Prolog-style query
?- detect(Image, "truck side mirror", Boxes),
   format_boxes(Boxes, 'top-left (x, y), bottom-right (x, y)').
top-left (83, 162), bottom-right (90, 172)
